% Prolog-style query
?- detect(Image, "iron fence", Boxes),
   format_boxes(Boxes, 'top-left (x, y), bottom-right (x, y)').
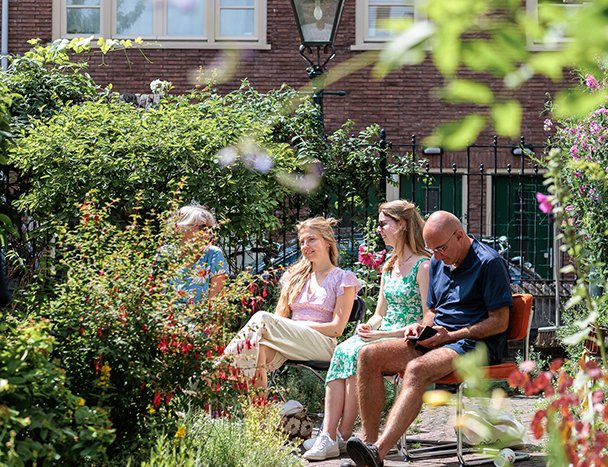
top-left (229, 133), bottom-right (571, 330)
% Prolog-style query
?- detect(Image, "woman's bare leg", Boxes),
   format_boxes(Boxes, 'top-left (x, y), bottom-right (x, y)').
top-left (254, 344), bottom-right (277, 390)
top-left (337, 375), bottom-right (358, 439)
top-left (322, 379), bottom-right (346, 439)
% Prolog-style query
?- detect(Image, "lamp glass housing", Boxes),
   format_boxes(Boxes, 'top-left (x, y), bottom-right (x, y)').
top-left (291, 0), bottom-right (345, 46)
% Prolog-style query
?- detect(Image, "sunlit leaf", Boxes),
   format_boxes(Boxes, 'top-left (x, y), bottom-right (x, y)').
top-left (529, 52), bottom-right (566, 82)
top-left (553, 89), bottom-right (607, 119)
top-left (442, 80), bottom-right (494, 105)
top-left (425, 115), bottom-right (486, 150)
top-left (562, 328), bottom-right (590, 346)
top-left (565, 293), bottom-right (583, 309)
top-left (432, 24), bottom-right (462, 77)
top-left (560, 264), bottom-right (575, 274)
top-left (374, 21), bottom-right (435, 78)
top-left (462, 40), bottom-right (515, 75)
top-left (491, 100), bottom-right (522, 138)
top-left (574, 311), bottom-right (598, 329)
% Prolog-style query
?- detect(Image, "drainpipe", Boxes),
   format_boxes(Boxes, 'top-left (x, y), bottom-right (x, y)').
top-left (1, 0), bottom-right (8, 71)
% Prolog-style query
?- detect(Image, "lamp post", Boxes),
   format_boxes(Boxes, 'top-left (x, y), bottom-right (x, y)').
top-left (290, 0), bottom-right (347, 125)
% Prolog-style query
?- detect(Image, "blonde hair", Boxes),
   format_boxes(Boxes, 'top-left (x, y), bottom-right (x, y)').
top-left (275, 217), bottom-right (339, 318)
top-left (379, 200), bottom-right (430, 273)
top-left (176, 205), bottom-right (216, 228)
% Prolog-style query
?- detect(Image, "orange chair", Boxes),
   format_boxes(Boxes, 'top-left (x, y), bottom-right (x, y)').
top-left (399, 293), bottom-right (534, 465)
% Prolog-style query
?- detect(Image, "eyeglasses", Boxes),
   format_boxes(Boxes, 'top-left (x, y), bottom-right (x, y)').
top-left (427, 230), bottom-right (457, 254)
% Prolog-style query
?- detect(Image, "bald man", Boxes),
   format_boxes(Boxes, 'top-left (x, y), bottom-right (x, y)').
top-left (344, 211), bottom-right (511, 467)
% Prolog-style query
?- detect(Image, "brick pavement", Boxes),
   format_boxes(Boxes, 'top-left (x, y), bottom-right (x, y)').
top-left (301, 396), bottom-right (546, 467)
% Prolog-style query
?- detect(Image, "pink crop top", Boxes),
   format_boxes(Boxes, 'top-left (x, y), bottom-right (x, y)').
top-left (284, 267), bottom-right (361, 323)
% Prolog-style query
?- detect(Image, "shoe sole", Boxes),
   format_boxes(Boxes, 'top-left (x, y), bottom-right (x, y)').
top-left (346, 439), bottom-right (383, 467)
top-left (302, 451), bottom-right (340, 461)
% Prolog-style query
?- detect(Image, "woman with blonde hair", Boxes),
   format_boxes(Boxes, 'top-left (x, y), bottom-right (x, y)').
top-left (224, 217), bottom-right (361, 389)
top-left (303, 200), bottom-right (430, 461)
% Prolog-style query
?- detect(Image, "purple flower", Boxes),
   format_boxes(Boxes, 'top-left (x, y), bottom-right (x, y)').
top-left (585, 74), bottom-right (601, 90)
top-left (543, 119), bottom-right (553, 132)
top-left (590, 122), bottom-right (601, 134)
top-left (570, 145), bottom-right (579, 158)
top-left (536, 192), bottom-right (553, 214)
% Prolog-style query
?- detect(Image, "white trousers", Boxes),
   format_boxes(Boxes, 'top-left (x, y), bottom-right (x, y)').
top-left (224, 311), bottom-right (336, 378)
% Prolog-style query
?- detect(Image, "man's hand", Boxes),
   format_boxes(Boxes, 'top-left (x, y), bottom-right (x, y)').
top-left (417, 326), bottom-right (449, 348)
top-left (403, 323), bottom-right (425, 342)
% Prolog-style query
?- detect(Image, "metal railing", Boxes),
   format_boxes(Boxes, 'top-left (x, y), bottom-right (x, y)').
top-left (228, 133), bottom-right (570, 329)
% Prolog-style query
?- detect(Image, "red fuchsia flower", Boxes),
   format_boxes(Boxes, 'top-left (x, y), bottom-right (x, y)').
top-left (585, 74), bottom-right (601, 91)
top-left (158, 338), bottom-right (169, 353)
top-left (536, 192), bottom-right (553, 214)
top-left (152, 391), bottom-right (162, 408)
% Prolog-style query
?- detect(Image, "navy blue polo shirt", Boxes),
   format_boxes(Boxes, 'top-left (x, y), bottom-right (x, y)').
top-left (427, 238), bottom-right (512, 363)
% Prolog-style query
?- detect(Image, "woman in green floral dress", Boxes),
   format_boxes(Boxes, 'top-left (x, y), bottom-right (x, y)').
top-left (303, 200), bottom-right (431, 461)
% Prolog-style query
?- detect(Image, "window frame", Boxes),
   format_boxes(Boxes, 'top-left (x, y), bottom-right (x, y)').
top-left (352, 0), bottom-right (419, 50)
top-left (52, 0), bottom-right (269, 49)
top-left (526, 0), bottom-right (586, 50)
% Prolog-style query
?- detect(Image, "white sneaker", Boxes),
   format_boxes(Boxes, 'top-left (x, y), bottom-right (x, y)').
top-left (302, 432), bottom-right (340, 461)
top-left (303, 431), bottom-right (347, 453)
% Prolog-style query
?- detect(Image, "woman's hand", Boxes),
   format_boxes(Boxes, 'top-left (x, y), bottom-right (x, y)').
top-left (357, 327), bottom-right (386, 342)
top-left (356, 323), bottom-right (373, 335)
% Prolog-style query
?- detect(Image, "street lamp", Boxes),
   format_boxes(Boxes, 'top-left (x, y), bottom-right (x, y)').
top-left (290, 0), bottom-right (347, 124)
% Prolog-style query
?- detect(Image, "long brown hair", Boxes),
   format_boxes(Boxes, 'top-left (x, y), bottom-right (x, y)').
top-left (379, 200), bottom-right (430, 273)
top-left (275, 217), bottom-right (339, 317)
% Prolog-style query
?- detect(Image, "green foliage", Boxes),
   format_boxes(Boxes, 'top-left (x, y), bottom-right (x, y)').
top-left (1, 55), bottom-right (98, 133)
top-left (10, 84), bottom-right (315, 247)
top-left (42, 197), bottom-right (261, 452)
top-left (140, 402), bottom-right (304, 467)
top-left (373, 0), bottom-right (608, 148)
top-left (0, 316), bottom-right (114, 465)
top-left (273, 368), bottom-right (327, 415)
top-left (540, 72), bottom-right (608, 360)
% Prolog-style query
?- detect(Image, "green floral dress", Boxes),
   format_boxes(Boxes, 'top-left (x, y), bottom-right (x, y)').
top-left (325, 257), bottom-right (428, 383)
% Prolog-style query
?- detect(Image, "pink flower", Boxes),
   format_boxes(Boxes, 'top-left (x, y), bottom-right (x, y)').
top-left (536, 192), bottom-right (553, 214)
top-left (585, 74), bottom-right (601, 90)
top-left (543, 119), bottom-right (553, 131)
top-left (358, 245), bottom-right (386, 271)
top-left (570, 145), bottom-right (579, 158)
top-left (519, 360), bottom-right (536, 373)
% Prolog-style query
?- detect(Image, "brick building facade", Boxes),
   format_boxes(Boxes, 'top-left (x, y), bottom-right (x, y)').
top-left (4, 0), bottom-right (565, 144)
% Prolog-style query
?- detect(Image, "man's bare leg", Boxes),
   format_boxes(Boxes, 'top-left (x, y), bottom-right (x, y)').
top-left (356, 340), bottom-right (420, 443)
top-left (375, 347), bottom-right (458, 458)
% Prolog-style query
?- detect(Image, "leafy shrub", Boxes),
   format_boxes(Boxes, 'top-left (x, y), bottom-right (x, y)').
top-left (2, 54), bottom-right (98, 133)
top-left (141, 401), bottom-right (304, 467)
top-left (10, 84), bottom-right (315, 246)
top-left (0, 316), bottom-right (114, 465)
top-left (43, 196), bottom-right (262, 452)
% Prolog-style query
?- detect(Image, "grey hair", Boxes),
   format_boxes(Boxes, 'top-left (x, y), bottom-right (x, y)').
top-left (176, 205), bottom-right (216, 228)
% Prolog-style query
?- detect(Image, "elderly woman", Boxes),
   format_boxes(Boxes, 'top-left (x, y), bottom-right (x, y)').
top-left (172, 205), bottom-right (228, 302)
top-left (224, 217), bottom-right (361, 389)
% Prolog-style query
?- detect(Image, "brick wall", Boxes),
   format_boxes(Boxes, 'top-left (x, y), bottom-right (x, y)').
top-left (5, 0), bottom-right (563, 146)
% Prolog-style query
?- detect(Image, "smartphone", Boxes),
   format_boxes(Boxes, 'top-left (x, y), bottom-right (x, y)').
top-left (407, 326), bottom-right (438, 343)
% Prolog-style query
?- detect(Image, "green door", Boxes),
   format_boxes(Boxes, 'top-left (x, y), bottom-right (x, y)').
top-left (399, 173), bottom-right (463, 218)
top-left (493, 175), bottom-right (552, 279)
